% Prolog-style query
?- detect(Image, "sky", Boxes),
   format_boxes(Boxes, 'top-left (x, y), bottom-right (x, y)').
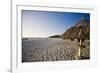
top-left (22, 10), bottom-right (90, 38)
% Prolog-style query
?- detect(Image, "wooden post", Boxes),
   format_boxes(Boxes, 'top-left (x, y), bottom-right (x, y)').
top-left (78, 39), bottom-right (82, 59)
top-left (77, 16), bottom-right (85, 59)
top-left (78, 28), bottom-right (83, 59)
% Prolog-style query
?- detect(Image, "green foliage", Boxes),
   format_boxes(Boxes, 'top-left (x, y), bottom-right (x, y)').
top-left (49, 35), bottom-right (61, 38)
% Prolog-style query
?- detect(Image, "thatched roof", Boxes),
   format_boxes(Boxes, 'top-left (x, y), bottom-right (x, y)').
top-left (61, 19), bottom-right (90, 40)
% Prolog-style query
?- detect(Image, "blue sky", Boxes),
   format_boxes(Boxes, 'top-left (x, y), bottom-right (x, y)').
top-left (22, 10), bottom-right (90, 38)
